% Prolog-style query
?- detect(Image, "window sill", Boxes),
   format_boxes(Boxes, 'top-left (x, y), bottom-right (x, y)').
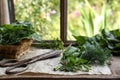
top-left (0, 53), bottom-right (120, 80)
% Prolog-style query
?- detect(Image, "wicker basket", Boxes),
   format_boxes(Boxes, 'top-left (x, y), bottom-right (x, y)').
top-left (0, 39), bottom-right (33, 59)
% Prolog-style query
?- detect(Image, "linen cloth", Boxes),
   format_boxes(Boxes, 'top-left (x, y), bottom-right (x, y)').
top-left (0, 48), bottom-right (111, 75)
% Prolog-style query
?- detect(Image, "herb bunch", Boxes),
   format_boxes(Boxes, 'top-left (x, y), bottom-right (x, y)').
top-left (54, 29), bottom-right (120, 72)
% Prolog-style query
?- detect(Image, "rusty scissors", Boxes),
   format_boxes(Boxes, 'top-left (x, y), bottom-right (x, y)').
top-left (0, 50), bottom-right (61, 74)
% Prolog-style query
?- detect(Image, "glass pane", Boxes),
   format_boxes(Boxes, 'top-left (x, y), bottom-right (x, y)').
top-left (14, 0), bottom-right (60, 40)
top-left (68, 0), bottom-right (120, 40)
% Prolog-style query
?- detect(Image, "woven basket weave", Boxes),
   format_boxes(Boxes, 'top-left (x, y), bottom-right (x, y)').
top-left (0, 39), bottom-right (33, 59)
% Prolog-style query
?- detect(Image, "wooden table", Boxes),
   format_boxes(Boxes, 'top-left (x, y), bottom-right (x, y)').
top-left (0, 56), bottom-right (120, 80)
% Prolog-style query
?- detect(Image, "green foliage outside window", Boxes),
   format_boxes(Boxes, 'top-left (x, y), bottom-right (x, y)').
top-left (14, 0), bottom-right (120, 40)
top-left (68, 0), bottom-right (120, 40)
top-left (14, 0), bottom-right (60, 40)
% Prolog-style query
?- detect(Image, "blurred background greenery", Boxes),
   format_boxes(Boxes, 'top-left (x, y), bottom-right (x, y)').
top-left (14, 0), bottom-right (120, 40)
top-left (14, 0), bottom-right (60, 40)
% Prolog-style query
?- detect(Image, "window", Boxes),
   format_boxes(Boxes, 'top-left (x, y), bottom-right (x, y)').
top-left (13, 0), bottom-right (60, 40)
top-left (67, 0), bottom-right (120, 40)
top-left (9, 0), bottom-right (71, 46)
top-left (9, 0), bottom-right (120, 46)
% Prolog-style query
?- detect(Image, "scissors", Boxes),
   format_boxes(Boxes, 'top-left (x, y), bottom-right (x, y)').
top-left (0, 50), bottom-right (61, 74)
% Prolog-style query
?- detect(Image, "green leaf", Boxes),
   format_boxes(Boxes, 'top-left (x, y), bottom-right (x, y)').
top-left (0, 21), bottom-right (41, 45)
top-left (74, 35), bottom-right (88, 46)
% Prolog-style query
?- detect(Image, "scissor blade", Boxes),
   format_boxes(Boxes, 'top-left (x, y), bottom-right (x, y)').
top-left (6, 63), bottom-right (28, 74)
top-left (28, 50), bottom-right (61, 64)
top-left (0, 59), bottom-right (19, 67)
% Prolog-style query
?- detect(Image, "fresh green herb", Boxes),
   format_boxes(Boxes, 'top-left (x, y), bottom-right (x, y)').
top-left (54, 46), bottom-right (91, 72)
top-left (102, 29), bottom-right (120, 55)
top-left (0, 21), bottom-right (41, 45)
top-left (33, 38), bottom-right (64, 50)
top-left (55, 29), bottom-right (120, 72)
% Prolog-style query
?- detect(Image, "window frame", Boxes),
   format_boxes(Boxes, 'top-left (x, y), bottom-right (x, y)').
top-left (8, 0), bottom-right (76, 46)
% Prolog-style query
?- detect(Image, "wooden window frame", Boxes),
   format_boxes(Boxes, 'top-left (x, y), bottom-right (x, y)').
top-left (8, 0), bottom-right (76, 46)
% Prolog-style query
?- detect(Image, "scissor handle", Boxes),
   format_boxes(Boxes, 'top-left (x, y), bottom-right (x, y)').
top-left (0, 59), bottom-right (19, 67)
top-left (6, 63), bottom-right (28, 74)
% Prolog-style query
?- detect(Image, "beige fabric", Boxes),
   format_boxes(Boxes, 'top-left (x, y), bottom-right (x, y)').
top-left (0, 48), bottom-right (111, 75)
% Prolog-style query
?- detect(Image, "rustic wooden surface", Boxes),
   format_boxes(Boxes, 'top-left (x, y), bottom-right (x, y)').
top-left (0, 56), bottom-right (119, 80)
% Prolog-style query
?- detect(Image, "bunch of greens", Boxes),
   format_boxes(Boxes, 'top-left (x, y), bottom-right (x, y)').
top-left (54, 29), bottom-right (120, 72)
top-left (0, 21), bottom-right (41, 45)
top-left (101, 29), bottom-right (120, 55)
top-left (33, 38), bottom-right (64, 50)
top-left (54, 46), bottom-right (91, 72)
